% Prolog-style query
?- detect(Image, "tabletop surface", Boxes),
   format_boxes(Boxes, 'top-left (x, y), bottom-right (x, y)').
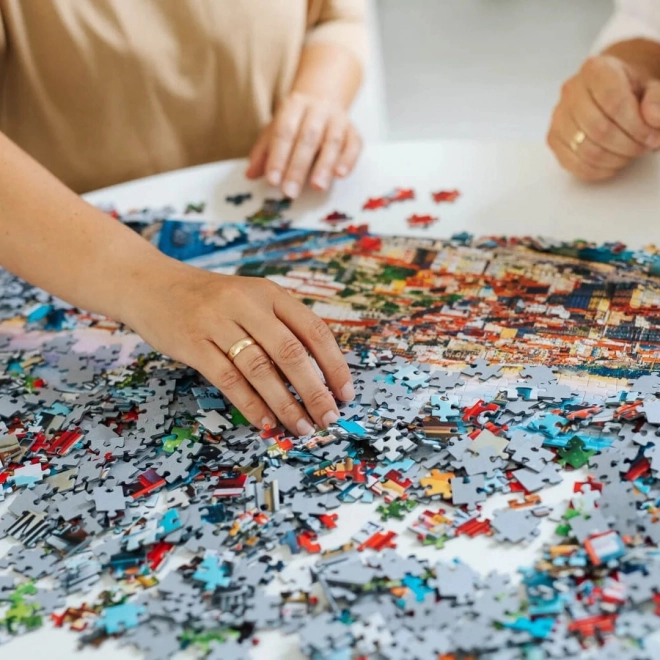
top-left (86, 140), bottom-right (660, 248)
top-left (4, 141), bottom-right (660, 659)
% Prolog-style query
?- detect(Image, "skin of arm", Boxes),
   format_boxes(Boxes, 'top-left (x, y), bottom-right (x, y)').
top-left (291, 43), bottom-right (363, 109)
top-left (0, 130), bottom-right (168, 322)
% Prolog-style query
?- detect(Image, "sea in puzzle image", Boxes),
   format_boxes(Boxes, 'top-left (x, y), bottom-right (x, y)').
top-left (0, 194), bottom-right (660, 659)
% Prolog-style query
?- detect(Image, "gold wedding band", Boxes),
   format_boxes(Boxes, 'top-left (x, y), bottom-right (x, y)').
top-left (570, 130), bottom-right (586, 153)
top-left (227, 337), bottom-right (258, 362)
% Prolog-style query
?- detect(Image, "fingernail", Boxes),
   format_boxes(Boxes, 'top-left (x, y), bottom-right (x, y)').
top-left (340, 382), bottom-right (355, 402)
top-left (336, 165), bottom-right (348, 177)
top-left (268, 170), bottom-right (282, 186)
top-left (261, 417), bottom-right (276, 430)
top-left (283, 181), bottom-right (300, 199)
top-left (647, 135), bottom-right (660, 150)
top-left (313, 173), bottom-right (330, 190)
top-left (296, 419), bottom-right (315, 437)
top-left (322, 411), bottom-right (339, 428)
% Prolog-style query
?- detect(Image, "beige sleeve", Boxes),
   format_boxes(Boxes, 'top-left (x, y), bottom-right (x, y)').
top-left (0, 13), bottom-right (6, 66)
top-left (305, 0), bottom-right (368, 66)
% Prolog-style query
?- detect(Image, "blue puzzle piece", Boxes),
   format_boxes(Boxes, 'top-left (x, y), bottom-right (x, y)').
top-left (158, 509), bottom-right (182, 537)
top-left (504, 616), bottom-right (554, 639)
top-left (402, 574), bottom-right (433, 602)
top-left (431, 395), bottom-right (460, 421)
top-left (97, 602), bottom-right (145, 634)
top-left (44, 402), bottom-right (72, 416)
top-left (529, 414), bottom-right (567, 438)
top-left (337, 419), bottom-right (367, 437)
top-left (394, 365), bottom-right (430, 389)
top-left (280, 530), bottom-right (300, 555)
top-left (193, 554), bottom-right (231, 590)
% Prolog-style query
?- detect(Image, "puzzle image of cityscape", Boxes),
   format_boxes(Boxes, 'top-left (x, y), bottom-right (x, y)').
top-left (0, 193), bottom-right (660, 659)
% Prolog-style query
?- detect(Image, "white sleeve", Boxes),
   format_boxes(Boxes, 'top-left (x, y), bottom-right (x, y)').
top-left (592, 0), bottom-right (660, 54)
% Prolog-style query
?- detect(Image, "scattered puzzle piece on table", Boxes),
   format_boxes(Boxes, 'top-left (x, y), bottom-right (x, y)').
top-left (432, 189), bottom-right (461, 203)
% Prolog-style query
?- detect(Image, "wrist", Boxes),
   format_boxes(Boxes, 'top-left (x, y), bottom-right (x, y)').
top-left (107, 243), bottom-right (178, 329)
top-left (286, 88), bottom-right (343, 113)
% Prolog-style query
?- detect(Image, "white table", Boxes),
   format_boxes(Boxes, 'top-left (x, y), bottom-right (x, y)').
top-left (5, 141), bottom-right (660, 660)
top-left (86, 140), bottom-right (660, 248)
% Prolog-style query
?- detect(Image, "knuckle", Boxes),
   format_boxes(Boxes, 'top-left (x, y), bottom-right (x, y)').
top-left (244, 352), bottom-right (275, 379)
top-left (276, 337), bottom-right (307, 365)
top-left (301, 123), bottom-right (324, 147)
top-left (215, 367), bottom-right (243, 392)
top-left (276, 397), bottom-right (303, 420)
top-left (305, 387), bottom-right (333, 409)
top-left (587, 116), bottom-right (612, 142)
top-left (307, 317), bottom-right (333, 345)
top-left (325, 133), bottom-right (344, 149)
top-left (240, 396), bottom-right (267, 418)
top-left (582, 56), bottom-right (602, 79)
top-left (265, 278), bottom-right (285, 296)
top-left (274, 121), bottom-right (296, 142)
top-left (599, 88), bottom-right (624, 116)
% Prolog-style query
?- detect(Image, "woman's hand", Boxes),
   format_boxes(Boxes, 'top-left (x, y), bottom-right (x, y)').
top-left (246, 91), bottom-right (362, 199)
top-left (547, 55), bottom-right (660, 181)
top-left (122, 259), bottom-right (355, 436)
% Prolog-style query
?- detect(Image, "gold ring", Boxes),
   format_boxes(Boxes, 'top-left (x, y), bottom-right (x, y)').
top-left (227, 337), bottom-right (258, 362)
top-left (570, 130), bottom-right (586, 153)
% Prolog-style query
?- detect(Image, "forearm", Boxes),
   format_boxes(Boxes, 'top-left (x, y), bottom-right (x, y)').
top-left (291, 43), bottom-right (362, 110)
top-left (602, 38), bottom-right (660, 80)
top-left (0, 131), bottom-right (169, 323)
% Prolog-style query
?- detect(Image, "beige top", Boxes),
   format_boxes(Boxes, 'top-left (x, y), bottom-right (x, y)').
top-left (0, 0), bottom-right (366, 193)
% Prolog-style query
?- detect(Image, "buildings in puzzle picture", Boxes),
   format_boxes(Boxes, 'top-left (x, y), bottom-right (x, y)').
top-left (232, 235), bottom-right (660, 376)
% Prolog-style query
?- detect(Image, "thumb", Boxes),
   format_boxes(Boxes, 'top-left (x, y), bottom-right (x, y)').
top-left (641, 79), bottom-right (660, 130)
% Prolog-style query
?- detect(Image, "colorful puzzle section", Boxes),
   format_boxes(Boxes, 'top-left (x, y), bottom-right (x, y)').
top-left (0, 196), bottom-right (659, 659)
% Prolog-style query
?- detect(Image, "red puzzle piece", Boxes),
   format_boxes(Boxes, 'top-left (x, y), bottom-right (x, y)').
top-left (363, 197), bottom-right (389, 211)
top-left (432, 189), bottom-right (461, 203)
top-left (407, 214), bottom-right (437, 228)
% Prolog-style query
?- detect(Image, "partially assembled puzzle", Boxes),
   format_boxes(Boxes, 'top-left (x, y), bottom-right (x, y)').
top-left (0, 190), bottom-right (659, 659)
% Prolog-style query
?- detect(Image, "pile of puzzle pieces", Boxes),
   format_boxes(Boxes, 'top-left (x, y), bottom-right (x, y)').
top-left (0, 207), bottom-right (660, 659)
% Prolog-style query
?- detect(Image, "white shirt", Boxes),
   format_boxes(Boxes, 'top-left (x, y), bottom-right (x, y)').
top-left (594, 0), bottom-right (660, 53)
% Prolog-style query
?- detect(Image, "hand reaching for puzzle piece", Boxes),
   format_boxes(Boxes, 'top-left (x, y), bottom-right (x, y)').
top-left (121, 260), bottom-right (354, 436)
top-left (245, 91), bottom-right (362, 198)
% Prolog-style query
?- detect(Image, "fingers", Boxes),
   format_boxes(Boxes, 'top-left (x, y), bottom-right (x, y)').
top-left (281, 105), bottom-right (328, 199)
top-left (310, 117), bottom-right (347, 191)
top-left (245, 130), bottom-right (270, 180)
top-left (582, 57), bottom-right (655, 148)
top-left (257, 93), bottom-right (362, 198)
top-left (248, 316), bottom-right (341, 429)
top-left (569, 79), bottom-right (646, 159)
top-left (264, 97), bottom-right (307, 191)
top-left (190, 338), bottom-right (276, 431)
top-left (641, 79), bottom-right (660, 141)
top-left (334, 125), bottom-right (362, 178)
top-left (547, 129), bottom-right (618, 182)
top-left (213, 321), bottom-right (317, 437)
top-left (271, 292), bottom-right (354, 403)
top-left (551, 103), bottom-right (631, 171)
